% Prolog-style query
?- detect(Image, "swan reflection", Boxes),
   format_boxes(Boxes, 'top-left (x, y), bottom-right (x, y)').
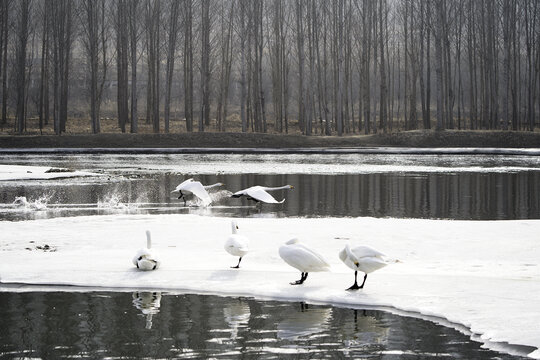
top-left (132, 291), bottom-right (162, 329)
top-left (277, 303), bottom-right (332, 340)
top-left (223, 300), bottom-right (251, 339)
top-left (341, 309), bottom-right (389, 349)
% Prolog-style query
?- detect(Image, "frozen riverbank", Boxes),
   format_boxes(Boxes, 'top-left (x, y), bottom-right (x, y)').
top-left (1, 214), bottom-right (539, 358)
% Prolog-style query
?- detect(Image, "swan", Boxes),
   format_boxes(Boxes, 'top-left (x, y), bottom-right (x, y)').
top-left (171, 178), bottom-right (224, 206)
top-left (224, 220), bottom-right (249, 268)
top-left (231, 184), bottom-right (294, 204)
top-left (132, 230), bottom-right (160, 271)
top-left (278, 238), bottom-right (330, 285)
top-left (339, 244), bottom-right (388, 290)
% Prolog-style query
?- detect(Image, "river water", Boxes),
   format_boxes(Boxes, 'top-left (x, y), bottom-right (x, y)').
top-left (0, 151), bottom-right (538, 358)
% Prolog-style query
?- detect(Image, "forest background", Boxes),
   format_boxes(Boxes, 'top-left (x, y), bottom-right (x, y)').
top-left (1, 0), bottom-right (540, 139)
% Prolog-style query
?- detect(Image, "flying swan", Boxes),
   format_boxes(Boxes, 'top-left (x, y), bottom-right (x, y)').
top-left (224, 220), bottom-right (249, 268)
top-left (171, 178), bottom-right (224, 206)
top-left (279, 238), bottom-right (330, 285)
top-left (339, 244), bottom-right (389, 290)
top-left (231, 185), bottom-right (294, 204)
top-left (132, 230), bottom-right (160, 271)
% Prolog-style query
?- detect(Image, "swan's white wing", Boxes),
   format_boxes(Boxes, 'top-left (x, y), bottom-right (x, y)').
top-left (182, 181), bottom-right (212, 206)
top-left (172, 178), bottom-right (194, 193)
top-left (246, 187), bottom-right (284, 203)
top-left (279, 243), bottom-right (330, 272)
top-left (352, 245), bottom-right (386, 259)
top-left (357, 257), bottom-right (388, 274)
top-left (224, 235), bottom-right (249, 256)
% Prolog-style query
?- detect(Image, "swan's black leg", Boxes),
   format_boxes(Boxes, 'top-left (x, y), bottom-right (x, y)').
top-left (347, 271), bottom-right (361, 290)
top-left (178, 191), bottom-right (187, 206)
top-left (290, 272), bottom-right (307, 285)
top-left (231, 256), bottom-right (242, 269)
top-left (359, 273), bottom-right (368, 288)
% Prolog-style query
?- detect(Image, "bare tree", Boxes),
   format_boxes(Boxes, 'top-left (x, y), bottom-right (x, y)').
top-left (164, 0), bottom-right (179, 133)
top-left (116, 0), bottom-right (128, 133)
top-left (183, 0), bottom-right (193, 132)
top-left (14, 0), bottom-right (31, 134)
top-left (81, 0), bottom-right (108, 134)
top-left (145, 0), bottom-right (161, 133)
top-left (199, 0), bottom-right (211, 131)
top-left (128, 0), bottom-right (140, 133)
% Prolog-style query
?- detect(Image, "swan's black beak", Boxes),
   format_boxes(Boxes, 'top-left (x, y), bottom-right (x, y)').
top-left (354, 261), bottom-right (359, 267)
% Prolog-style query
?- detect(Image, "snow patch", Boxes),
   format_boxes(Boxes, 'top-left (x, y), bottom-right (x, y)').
top-left (0, 214), bottom-right (539, 358)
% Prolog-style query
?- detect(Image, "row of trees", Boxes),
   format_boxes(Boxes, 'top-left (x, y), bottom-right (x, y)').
top-left (1, 0), bottom-right (540, 135)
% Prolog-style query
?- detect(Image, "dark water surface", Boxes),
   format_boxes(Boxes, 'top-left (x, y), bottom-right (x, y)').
top-left (0, 152), bottom-right (539, 359)
top-left (0, 153), bottom-right (539, 220)
top-left (0, 291), bottom-right (529, 359)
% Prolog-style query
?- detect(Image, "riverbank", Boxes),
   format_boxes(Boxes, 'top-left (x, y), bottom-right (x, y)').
top-left (1, 130), bottom-right (540, 149)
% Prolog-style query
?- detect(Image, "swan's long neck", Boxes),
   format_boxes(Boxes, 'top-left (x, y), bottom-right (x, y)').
top-left (231, 222), bottom-right (238, 234)
top-left (146, 230), bottom-right (152, 248)
top-left (204, 182), bottom-right (223, 190)
top-left (345, 244), bottom-right (359, 265)
top-left (262, 185), bottom-right (292, 191)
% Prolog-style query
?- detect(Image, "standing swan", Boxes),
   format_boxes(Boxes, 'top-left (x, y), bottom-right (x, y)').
top-left (339, 244), bottom-right (388, 290)
top-left (231, 185), bottom-right (294, 204)
top-left (172, 178), bottom-right (224, 206)
top-left (132, 230), bottom-right (160, 271)
top-left (224, 221), bottom-right (249, 268)
top-left (279, 238), bottom-right (330, 285)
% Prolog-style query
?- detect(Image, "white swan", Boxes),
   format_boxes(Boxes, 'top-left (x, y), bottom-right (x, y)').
top-left (231, 184), bottom-right (294, 204)
top-left (224, 220), bottom-right (249, 268)
top-left (171, 178), bottom-right (224, 206)
top-left (339, 244), bottom-right (388, 290)
top-left (278, 238), bottom-right (330, 285)
top-left (132, 230), bottom-right (160, 271)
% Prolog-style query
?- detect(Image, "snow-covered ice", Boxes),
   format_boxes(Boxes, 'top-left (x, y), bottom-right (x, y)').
top-left (0, 214), bottom-right (539, 358)
top-left (0, 164), bottom-right (97, 181)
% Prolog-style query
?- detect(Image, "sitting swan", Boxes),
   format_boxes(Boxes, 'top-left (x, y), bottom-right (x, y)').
top-left (231, 185), bottom-right (294, 204)
top-left (224, 220), bottom-right (249, 268)
top-left (279, 238), bottom-right (330, 285)
top-left (172, 178), bottom-right (224, 206)
top-left (132, 230), bottom-right (160, 271)
top-left (339, 244), bottom-right (389, 290)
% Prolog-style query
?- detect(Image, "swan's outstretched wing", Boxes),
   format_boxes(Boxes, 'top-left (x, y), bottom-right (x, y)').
top-left (172, 178), bottom-right (194, 193)
top-left (246, 187), bottom-right (284, 203)
top-left (182, 181), bottom-right (212, 206)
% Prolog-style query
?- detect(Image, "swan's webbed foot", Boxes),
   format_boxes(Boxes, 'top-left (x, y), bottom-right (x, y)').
top-left (346, 283), bottom-right (361, 290)
top-left (231, 257), bottom-right (242, 269)
top-left (290, 272), bottom-right (308, 285)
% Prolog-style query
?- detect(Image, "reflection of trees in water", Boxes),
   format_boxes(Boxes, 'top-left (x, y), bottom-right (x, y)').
top-left (132, 291), bottom-right (161, 329)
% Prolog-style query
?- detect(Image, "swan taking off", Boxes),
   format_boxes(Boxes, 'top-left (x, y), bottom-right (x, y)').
top-left (279, 238), bottom-right (330, 285)
top-left (171, 178), bottom-right (224, 206)
top-left (339, 244), bottom-right (389, 290)
top-left (132, 230), bottom-right (160, 271)
top-left (231, 185), bottom-right (294, 204)
top-left (224, 221), bottom-right (249, 268)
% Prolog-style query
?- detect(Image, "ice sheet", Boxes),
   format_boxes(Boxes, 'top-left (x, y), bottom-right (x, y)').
top-left (0, 214), bottom-right (539, 358)
top-left (0, 164), bottom-right (97, 181)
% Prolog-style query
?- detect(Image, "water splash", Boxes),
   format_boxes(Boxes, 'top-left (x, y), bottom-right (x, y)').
top-left (209, 190), bottom-right (233, 204)
top-left (97, 193), bottom-right (138, 210)
top-left (12, 193), bottom-right (52, 211)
